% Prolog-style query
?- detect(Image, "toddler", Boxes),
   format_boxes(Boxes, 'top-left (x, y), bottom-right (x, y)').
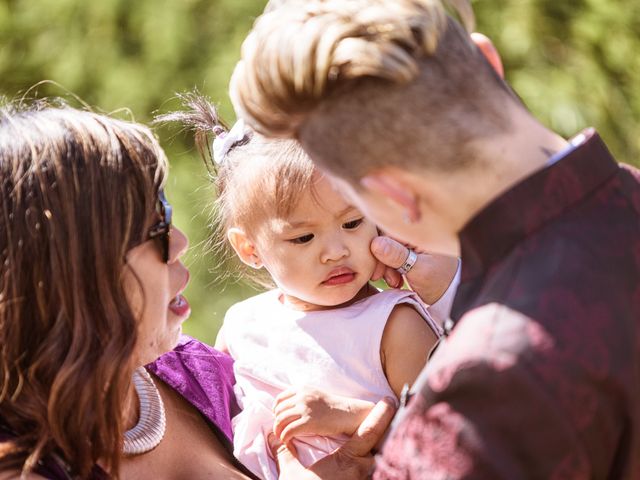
top-left (182, 98), bottom-right (445, 480)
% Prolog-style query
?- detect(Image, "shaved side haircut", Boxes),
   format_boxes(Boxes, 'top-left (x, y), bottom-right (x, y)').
top-left (231, 0), bottom-right (521, 181)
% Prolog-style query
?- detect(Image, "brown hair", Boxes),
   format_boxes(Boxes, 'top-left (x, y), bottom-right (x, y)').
top-left (230, 0), bottom-right (517, 182)
top-left (159, 93), bottom-right (315, 288)
top-left (0, 102), bottom-right (167, 477)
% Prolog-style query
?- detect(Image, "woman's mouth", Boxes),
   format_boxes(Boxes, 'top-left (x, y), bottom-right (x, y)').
top-left (169, 294), bottom-right (191, 319)
top-left (322, 267), bottom-right (356, 286)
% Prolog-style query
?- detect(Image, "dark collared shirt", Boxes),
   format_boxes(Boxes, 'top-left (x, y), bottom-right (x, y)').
top-left (375, 130), bottom-right (640, 479)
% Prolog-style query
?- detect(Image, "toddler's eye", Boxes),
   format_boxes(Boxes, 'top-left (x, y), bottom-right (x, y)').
top-left (343, 218), bottom-right (363, 230)
top-left (289, 233), bottom-right (314, 244)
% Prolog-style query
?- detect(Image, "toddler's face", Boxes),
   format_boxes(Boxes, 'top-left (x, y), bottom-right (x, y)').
top-left (254, 175), bottom-right (378, 310)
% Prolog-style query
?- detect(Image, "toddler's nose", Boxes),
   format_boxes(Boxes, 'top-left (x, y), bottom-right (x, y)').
top-left (320, 237), bottom-right (349, 263)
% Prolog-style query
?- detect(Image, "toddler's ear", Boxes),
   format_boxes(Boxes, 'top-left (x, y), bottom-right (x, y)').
top-left (228, 228), bottom-right (263, 268)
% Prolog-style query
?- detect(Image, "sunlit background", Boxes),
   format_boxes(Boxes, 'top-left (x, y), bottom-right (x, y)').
top-left (1, 0), bottom-right (638, 344)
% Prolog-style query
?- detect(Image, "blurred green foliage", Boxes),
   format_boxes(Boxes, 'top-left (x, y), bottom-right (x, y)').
top-left (0, 0), bottom-right (638, 344)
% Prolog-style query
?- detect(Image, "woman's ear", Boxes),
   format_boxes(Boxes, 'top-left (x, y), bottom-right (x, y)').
top-left (227, 228), bottom-right (262, 268)
top-left (471, 32), bottom-right (504, 79)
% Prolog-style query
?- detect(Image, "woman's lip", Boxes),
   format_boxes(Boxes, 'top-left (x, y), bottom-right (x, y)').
top-left (169, 294), bottom-right (191, 319)
top-left (177, 270), bottom-right (190, 296)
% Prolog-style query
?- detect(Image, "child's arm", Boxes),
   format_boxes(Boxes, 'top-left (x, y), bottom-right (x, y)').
top-left (273, 388), bottom-right (375, 444)
top-left (380, 304), bottom-right (438, 398)
top-left (271, 304), bottom-right (436, 445)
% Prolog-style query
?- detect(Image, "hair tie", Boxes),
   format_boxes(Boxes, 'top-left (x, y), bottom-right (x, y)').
top-left (212, 119), bottom-right (246, 165)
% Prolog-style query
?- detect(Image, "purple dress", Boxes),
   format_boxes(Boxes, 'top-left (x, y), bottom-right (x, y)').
top-left (147, 334), bottom-right (239, 446)
top-left (0, 336), bottom-right (240, 479)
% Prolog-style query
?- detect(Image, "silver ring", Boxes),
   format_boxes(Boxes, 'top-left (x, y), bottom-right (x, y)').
top-left (397, 249), bottom-right (418, 276)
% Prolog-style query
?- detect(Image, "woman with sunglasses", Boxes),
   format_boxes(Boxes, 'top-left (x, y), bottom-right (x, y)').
top-left (0, 102), bottom-right (260, 479)
top-left (0, 100), bottom-right (401, 480)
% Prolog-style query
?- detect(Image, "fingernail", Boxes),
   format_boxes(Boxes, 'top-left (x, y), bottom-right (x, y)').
top-left (381, 238), bottom-right (391, 256)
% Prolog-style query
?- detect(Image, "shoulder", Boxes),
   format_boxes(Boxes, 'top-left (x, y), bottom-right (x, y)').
top-left (149, 335), bottom-right (234, 381)
top-left (359, 288), bottom-right (429, 318)
top-left (381, 303), bottom-right (437, 358)
top-left (148, 336), bottom-right (238, 443)
top-left (384, 304), bottom-right (433, 338)
top-left (378, 360), bottom-right (592, 479)
top-left (424, 303), bottom-right (618, 432)
top-left (224, 290), bottom-right (279, 320)
top-left (374, 288), bottom-right (442, 337)
top-left (148, 336), bottom-right (235, 405)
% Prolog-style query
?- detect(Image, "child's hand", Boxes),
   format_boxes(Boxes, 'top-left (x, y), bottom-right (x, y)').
top-left (272, 387), bottom-right (374, 444)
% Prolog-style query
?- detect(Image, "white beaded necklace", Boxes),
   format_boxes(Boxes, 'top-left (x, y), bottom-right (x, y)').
top-left (123, 367), bottom-right (166, 455)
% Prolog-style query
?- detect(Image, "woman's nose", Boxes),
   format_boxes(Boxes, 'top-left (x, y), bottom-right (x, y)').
top-left (169, 226), bottom-right (189, 263)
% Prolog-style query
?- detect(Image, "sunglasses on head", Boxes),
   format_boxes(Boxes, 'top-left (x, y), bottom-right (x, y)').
top-left (147, 189), bottom-right (172, 263)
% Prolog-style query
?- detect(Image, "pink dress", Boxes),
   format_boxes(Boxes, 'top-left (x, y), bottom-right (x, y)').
top-left (223, 288), bottom-right (443, 480)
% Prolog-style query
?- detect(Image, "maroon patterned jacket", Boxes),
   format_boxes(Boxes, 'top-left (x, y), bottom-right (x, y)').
top-left (375, 130), bottom-right (640, 479)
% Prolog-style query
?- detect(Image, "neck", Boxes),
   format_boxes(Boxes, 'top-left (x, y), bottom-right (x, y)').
top-left (281, 283), bottom-right (376, 311)
top-left (428, 111), bottom-right (568, 238)
top-left (123, 376), bottom-right (140, 431)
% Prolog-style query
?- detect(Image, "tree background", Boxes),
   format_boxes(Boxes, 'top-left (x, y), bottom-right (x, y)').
top-left (1, 0), bottom-right (638, 344)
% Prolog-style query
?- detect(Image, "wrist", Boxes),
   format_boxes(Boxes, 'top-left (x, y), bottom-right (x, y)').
top-left (408, 254), bottom-right (459, 304)
top-left (340, 398), bottom-right (375, 435)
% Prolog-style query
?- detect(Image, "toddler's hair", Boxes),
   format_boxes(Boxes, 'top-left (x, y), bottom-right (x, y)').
top-left (160, 93), bottom-right (315, 288)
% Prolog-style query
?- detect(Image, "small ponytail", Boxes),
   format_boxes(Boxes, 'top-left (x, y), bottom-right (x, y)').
top-left (156, 91), bottom-right (230, 176)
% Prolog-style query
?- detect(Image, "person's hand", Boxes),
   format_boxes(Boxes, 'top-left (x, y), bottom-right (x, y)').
top-left (370, 236), bottom-right (459, 305)
top-left (273, 387), bottom-right (375, 443)
top-left (268, 398), bottom-right (396, 480)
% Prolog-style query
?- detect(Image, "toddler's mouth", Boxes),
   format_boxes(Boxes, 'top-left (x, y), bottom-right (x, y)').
top-left (322, 267), bottom-right (356, 286)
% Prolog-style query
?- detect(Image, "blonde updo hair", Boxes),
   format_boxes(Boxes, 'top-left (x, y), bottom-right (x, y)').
top-left (231, 0), bottom-right (475, 137)
top-left (230, 0), bottom-right (519, 183)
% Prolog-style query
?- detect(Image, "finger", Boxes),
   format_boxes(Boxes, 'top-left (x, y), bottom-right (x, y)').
top-left (274, 388), bottom-right (297, 406)
top-left (273, 397), bottom-right (298, 417)
top-left (371, 259), bottom-right (387, 281)
top-left (343, 397), bottom-right (396, 457)
top-left (280, 418), bottom-right (308, 444)
top-left (370, 236), bottom-right (410, 269)
top-left (382, 267), bottom-right (403, 288)
top-left (267, 433), bottom-right (302, 476)
top-left (274, 412), bottom-right (302, 439)
top-left (308, 451), bottom-right (375, 479)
